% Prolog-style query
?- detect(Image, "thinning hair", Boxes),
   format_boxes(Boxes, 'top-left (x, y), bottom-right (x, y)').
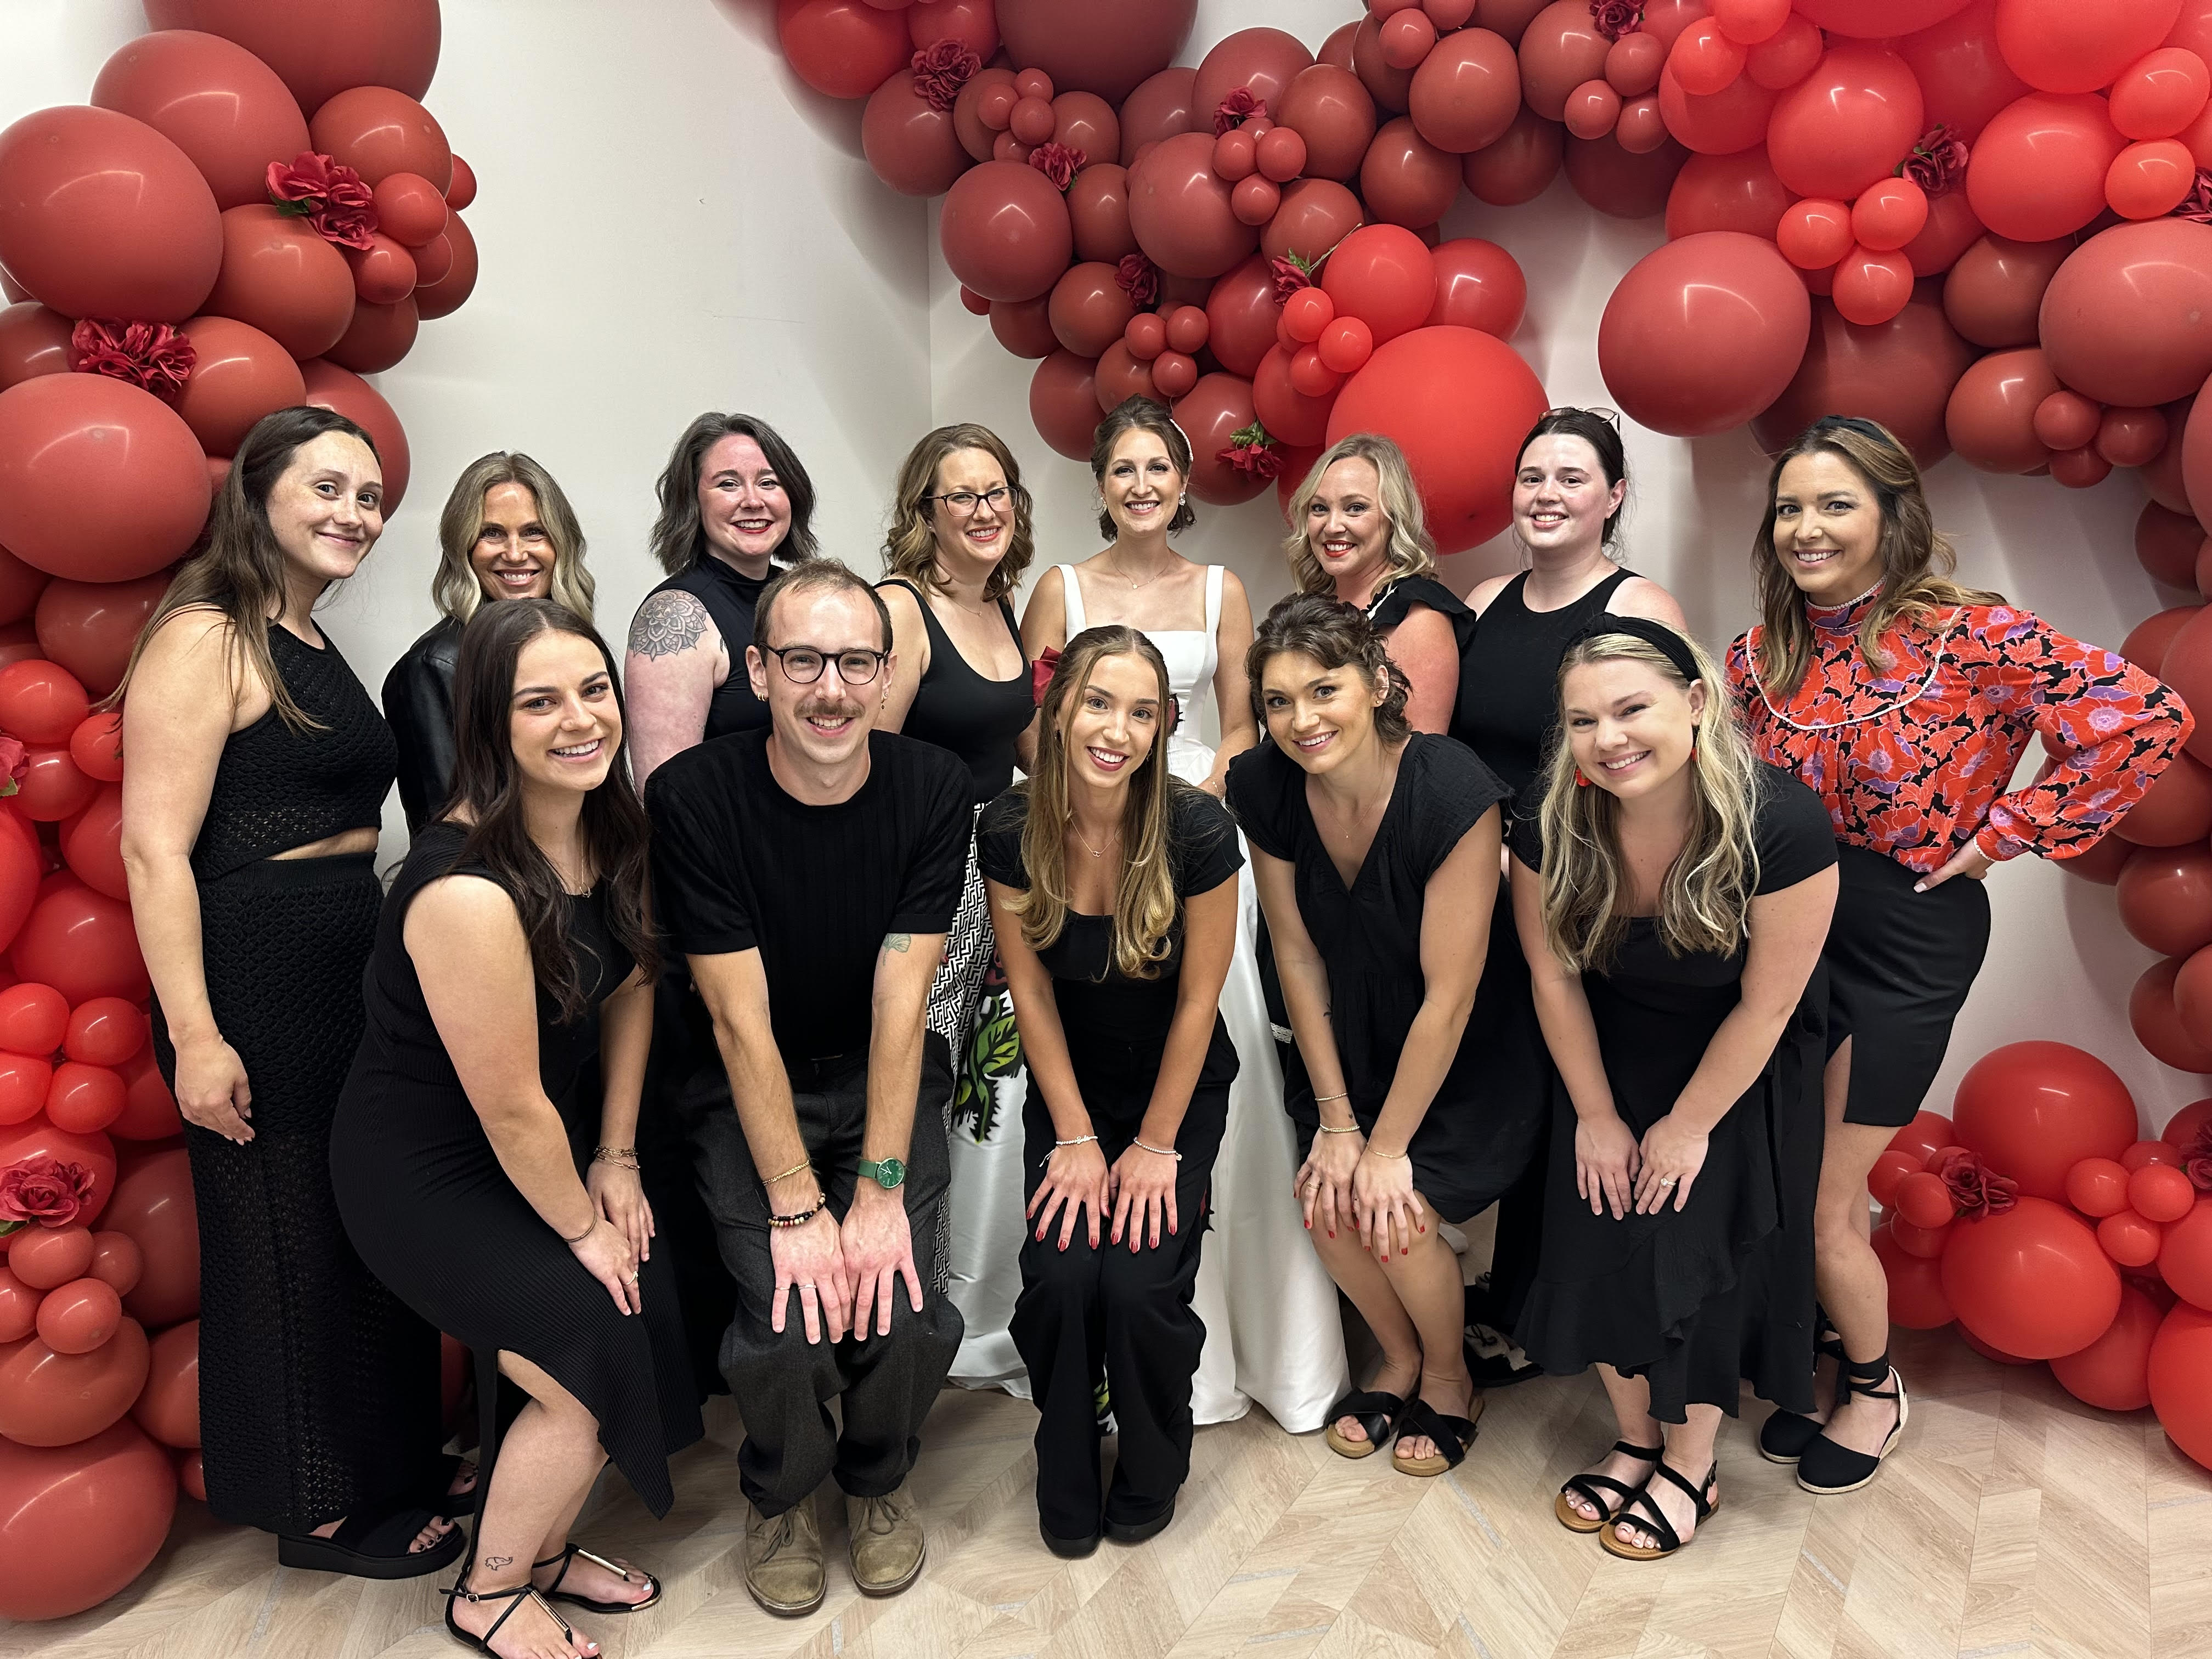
top-left (754, 559), bottom-right (894, 654)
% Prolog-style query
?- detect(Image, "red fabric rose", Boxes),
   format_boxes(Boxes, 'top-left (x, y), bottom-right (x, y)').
top-left (911, 38), bottom-right (982, 113)
top-left (1116, 253), bottom-right (1160, 308)
top-left (1220, 421), bottom-right (1284, 479)
top-left (1929, 1146), bottom-right (2017, 1220)
top-left (1899, 126), bottom-right (1971, 198)
top-left (1590, 0), bottom-right (1645, 40)
top-left (2186, 1125), bottom-right (2212, 1190)
top-left (1029, 143), bottom-right (1086, 191)
top-left (0, 1156), bottom-right (95, 1233)
top-left (1031, 645), bottom-right (1062, 707)
top-left (70, 318), bottom-right (197, 404)
top-left (1214, 87), bottom-right (1267, 136)
top-left (0, 736), bottom-right (22, 798)
top-left (267, 151), bottom-right (379, 251)
top-left (2177, 170), bottom-right (2212, 227)
top-left (1270, 253), bottom-right (1314, 301)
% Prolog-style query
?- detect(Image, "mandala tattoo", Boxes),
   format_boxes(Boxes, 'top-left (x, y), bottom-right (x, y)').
top-left (628, 590), bottom-right (709, 659)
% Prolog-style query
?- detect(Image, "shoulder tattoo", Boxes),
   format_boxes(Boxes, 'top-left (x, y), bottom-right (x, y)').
top-left (628, 591), bottom-right (712, 661)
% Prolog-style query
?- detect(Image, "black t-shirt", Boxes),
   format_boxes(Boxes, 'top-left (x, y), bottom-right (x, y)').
top-left (977, 782), bottom-right (1243, 1093)
top-left (646, 729), bottom-right (971, 1061)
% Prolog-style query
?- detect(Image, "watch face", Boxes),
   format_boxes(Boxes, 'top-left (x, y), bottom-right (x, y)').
top-left (873, 1158), bottom-right (906, 1188)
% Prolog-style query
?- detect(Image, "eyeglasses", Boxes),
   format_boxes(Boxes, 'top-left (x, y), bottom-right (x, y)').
top-left (761, 645), bottom-right (888, 686)
top-left (928, 487), bottom-right (1013, 516)
top-left (1542, 406), bottom-right (1621, 426)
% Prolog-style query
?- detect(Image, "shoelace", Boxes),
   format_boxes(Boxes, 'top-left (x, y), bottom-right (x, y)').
top-left (757, 1510), bottom-right (800, 1553)
top-left (854, 1495), bottom-right (908, 1535)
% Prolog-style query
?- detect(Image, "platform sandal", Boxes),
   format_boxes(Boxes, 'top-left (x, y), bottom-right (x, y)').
top-left (1598, 1460), bottom-right (1718, 1562)
top-left (1759, 1322), bottom-right (1848, 1466)
top-left (430, 1452), bottom-right (479, 1520)
top-left (1796, 1351), bottom-right (1908, 1496)
top-left (533, 1542), bottom-right (663, 1614)
top-left (1322, 1387), bottom-right (1405, 1459)
top-left (1553, 1441), bottom-right (1663, 1534)
top-left (276, 1495), bottom-right (467, 1579)
top-left (1390, 1394), bottom-right (1483, 1478)
top-left (443, 1574), bottom-right (583, 1656)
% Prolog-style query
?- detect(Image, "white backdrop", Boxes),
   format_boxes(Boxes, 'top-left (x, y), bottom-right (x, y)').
top-left (1, 0), bottom-right (2196, 1131)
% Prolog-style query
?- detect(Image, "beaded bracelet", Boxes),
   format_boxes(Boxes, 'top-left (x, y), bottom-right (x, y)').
top-left (1133, 1138), bottom-right (1181, 1160)
top-left (1054, 1134), bottom-right (1099, 1148)
top-left (769, 1199), bottom-right (826, 1229)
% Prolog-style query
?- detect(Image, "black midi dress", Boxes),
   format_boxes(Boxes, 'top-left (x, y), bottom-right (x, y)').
top-left (1510, 765), bottom-right (1834, 1422)
top-left (330, 824), bottom-right (701, 1514)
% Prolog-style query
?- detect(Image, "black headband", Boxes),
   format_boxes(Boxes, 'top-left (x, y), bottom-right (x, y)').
top-left (1561, 612), bottom-right (1705, 687)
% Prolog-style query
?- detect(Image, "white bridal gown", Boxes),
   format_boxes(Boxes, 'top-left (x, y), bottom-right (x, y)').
top-left (944, 563), bottom-right (1348, 1435)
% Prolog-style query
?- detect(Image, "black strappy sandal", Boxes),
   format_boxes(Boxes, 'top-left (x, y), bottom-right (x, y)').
top-left (1390, 1395), bottom-right (1483, 1478)
top-left (1323, 1388), bottom-right (1405, 1459)
top-left (533, 1542), bottom-right (663, 1614)
top-left (1797, 1351), bottom-right (1909, 1496)
top-left (443, 1573), bottom-right (577, 1655)
top-left (276, 1495), bottom-right (467, 1579)
top-left (1760, 1323), bottom-right (1847, 1465)
top-left (1553, 1441), bottom-right (1663, 1533)
top-left (1599, 1460), bottom-right (1719, 1561)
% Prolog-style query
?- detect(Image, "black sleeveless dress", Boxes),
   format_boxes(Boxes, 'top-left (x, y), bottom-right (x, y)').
top-left (880, 578), bottom-right (1032, 803)
top-left (149, 623), bottom-right (435, 1535)
top-left (648, 554), bottom-right (774, 737)
top-left (330, 825), bottom-right (702, 1514)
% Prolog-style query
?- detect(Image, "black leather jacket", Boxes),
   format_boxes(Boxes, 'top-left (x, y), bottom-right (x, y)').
top-left (382, 616), bottom-right (463, 834)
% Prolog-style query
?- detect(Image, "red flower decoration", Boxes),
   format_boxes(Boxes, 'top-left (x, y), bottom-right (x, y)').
top-left (70, 317), bottom-right (196, 404)
top-left (0, 736), bottom-right (22, 798)
top-left (1029, 143), bottom-right (1086, 191)
top-left (1116, 253), bottom-right (1160, 308)
top-left (0, 1156), bottom-right (95, 1235)
top-left (1899, 125), bottom-right (1971, 198)
top-left (1214, 87), bottom-right (1267, 136)
top-left (1270, 252), bottom-right (1315, 301)
top-left (2176, 169), bottom-right (2212, 227)
top-left (911, 38), bottom-right (981, 113)
top-left (1590, 0), bottom-right (1645, 40)
top-left (2186, 1125), bottom-right (2212, 1190)
top-left (1929, 1146), bottom-right (2017, 1220)
top-left (1220, 420), bottom-right (1284, 479)
top-left (267, 150), bottom-right (379, 251)
top-left (1031, 645), bottom-right (1062, 707)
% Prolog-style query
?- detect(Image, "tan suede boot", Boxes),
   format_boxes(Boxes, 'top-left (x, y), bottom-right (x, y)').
top-left (745, 1494), bottom-right (825, 1617)
top-left (845, 1487), bottom-right (926, 1596)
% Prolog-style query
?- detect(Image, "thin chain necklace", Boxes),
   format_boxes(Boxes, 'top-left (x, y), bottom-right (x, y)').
top-left (1071, 821), bottom-right (1108, 859)
top-left (1103, 545), bottom-right (1176, 589)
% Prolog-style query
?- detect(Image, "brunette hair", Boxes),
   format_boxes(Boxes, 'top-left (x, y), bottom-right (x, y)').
top-left (1750, 416), bottom-right (2002, 700)
top-left (881, 423), bottom-right (1036, 603)
top-left (111, 405), bottom-right (379, 731)
top-left (1517, 408), bottom-right (1631, 550)
top-left (443, 598), bottom-right (657, 1019)
top-left (648, 412), bottom-right (819, 576)
top-left (1013, 626), bottom-right (1189, 979)
top-left (1283, 432), bottom-right (1439, 598)
top-left (754, 559), bottom-right (894, 654)
top-left (1245, 591), bottom-right (1412, 746)
top-left (1534, 626), bottom-right (1761, 972)
top-left (432, 452), bottom-right (595, 624)
top-left (1090, 397), bottom-right (1197, 539)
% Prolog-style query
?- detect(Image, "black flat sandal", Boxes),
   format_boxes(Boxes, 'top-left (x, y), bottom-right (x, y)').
top-left (277, 1496), bottom-right (467, 1579)
top-left (1390, 1395), bottom-right (1482, 1478)
top-left (431, 1452), bottom-right (479, 1521)
top-left (533, 1542), bottom-right (663, 1613)
top-left (1323, 1388), bottom-right (1405, 1459)
top-left (1553, 1441), bottom-right (1663, 1534)
top-left (1759, 1324), bottom-right (1848, 1466)
top-left (443, 1574), bottom-right (577, 1655)
top-left (1797, 1351), bottom-right (1908, 1496)
top-left (1599, 1461), bottom-right (1719, 1562)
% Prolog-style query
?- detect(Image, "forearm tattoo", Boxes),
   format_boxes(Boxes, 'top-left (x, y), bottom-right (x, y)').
top-left (882, 932), bottom-right (911, 954)
top-left (628, 591), bottom-right (709, 660)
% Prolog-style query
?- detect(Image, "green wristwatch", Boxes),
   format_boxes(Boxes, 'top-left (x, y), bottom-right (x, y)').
top-left (858, 1156), bottom-right (907, 1191)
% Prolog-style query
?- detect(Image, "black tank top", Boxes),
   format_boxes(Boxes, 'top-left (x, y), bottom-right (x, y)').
top-left (648, 555), bottom-right (772, 740)
top-left (193, 623), bottom-right (397, 881)
top-left (1452, 567), bottom-right (1636, 805)
top-left (879, 578), bottom-right (1031, 803)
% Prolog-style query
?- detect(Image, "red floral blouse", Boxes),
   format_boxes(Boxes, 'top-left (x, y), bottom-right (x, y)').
top-left (1725, 591), bottom-right (2192, 874)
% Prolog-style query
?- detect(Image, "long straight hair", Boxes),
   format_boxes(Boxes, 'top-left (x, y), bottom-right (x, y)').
top-left (1015, 626), bottom-right (1186, 979)
top-left (110, 405), bottom-right (378, 731)
top-left (648, 411), bottom-right (819, 576)
top-left (432, 451), bottom-right (595, 624)
top-left (1282, 432), bottom-right (1439, 600)
top-left (1535, 630), bottom-right (1763, 973)
top-left (444, 598), bottom-right (658, 1019)
top-left (881, 422), bottom-right (1036, 603)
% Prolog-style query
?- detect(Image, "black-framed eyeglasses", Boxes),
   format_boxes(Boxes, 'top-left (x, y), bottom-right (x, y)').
top-left (927, 486), bottom-right (1013, 516)
top-left (761, 645), bottom-right (889, 686)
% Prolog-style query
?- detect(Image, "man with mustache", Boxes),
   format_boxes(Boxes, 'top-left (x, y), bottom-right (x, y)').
top-left (644, 561), bottom-right (971, 1616)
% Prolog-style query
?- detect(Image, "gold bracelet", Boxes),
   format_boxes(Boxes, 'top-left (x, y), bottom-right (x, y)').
top-left (1316, 1122), bottom-right (1362, 1136)
top-left (763, 1157), bottom-right (813, 1187)
top-left (1364, 1147), bottom-right (1412, 1161)
top-left (1313, 1091), bottom-right (1350, 1105)
top-left (592, 1147), bottom-right (640, 1169)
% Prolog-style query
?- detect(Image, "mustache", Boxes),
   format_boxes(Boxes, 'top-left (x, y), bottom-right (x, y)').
top-left (795, 694), bottom-right (863, 721)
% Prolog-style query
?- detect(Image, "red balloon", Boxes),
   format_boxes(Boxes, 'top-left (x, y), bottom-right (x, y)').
top-left (199, 203), bottom-right (357, 363)
top-left (1902, 189), bottom-right (1988, 278)
top-left (172, 314), bottom-right (306, 464)
top-left (67, 713), bottom-right (123, 788)
top-left (1231, 174), bottom-right (1283, 228)
top-left (1047, 263), bottom-right (1137, 358)
top-left (2041, 221), bottom-right (2212, 410)
top-left (989, 295), bottom-right (1058, 359)
top-left (1321, 224), bottom-right (1438, 348)
top-left (2124, 605), bottom-right (2202, 675)
top-left (2154, 1299), bottom-right (2212, 1472)
top-left (1264, 180), bottom-right (1365, 264)
top-left (1519, 1), bottom-right (1612, 122)
top-left (306, 86), bottom-right (450, 193)
top-left (1967, 93), bottom-right (2127, 242)
top-left (2060, 828), bottom-right (2138, 884)
top-left (1944, 345), bottom-right (2060, 472)
top-left (1289, 345), bottom-right (1344, 399)
top-left (14, 749), bottom-right (95, 826)
top-left (862, 73), bottom-right (970, 198)
top-left (910, 0), bottom-right (997, 59)
top-left (2101, 404), bottom-right (2172, 466)
top-left (2134, 955), bottom-right (2212, 1071)
top-left (2053, 1284), bottom-right (2160, 1410)
top-left (88, 1231), bottom-right (140, 1299)
top-left (1119, 69), bottom-right (1199, 165)
top-left (413, 210), bottom-right (477, 321)
top-left (1253, 345), bottom-right (1339, 446)
top-left (1796, 0), bottom-right (1975, 33)
top-left (1463, 105), bottom-right (1566, 206)
top-left (90, 30), bottom-right (310, 213)
top-left (35, 1278), bottom-right (121, 1357)
top-left (1667, 146), bottom-right (1792, 241)
top-left (1869, 1147), bottom-right (1924, 1205)
top-left (0, 307), bottom-right (69, 401)
top-left (0, 984), bottom-right (65, 1057)
top-left (0, 1317), bottom-right (149, 1446)
top-left (2108, 137), bottom-right (2199, 218)
top-left (1408, 27), bottom-right (1522, 154)
top-left (0, 376), bottom-right (210, 586)
top-left (1564, 81), bottom-right (1624, 143)
top-left (0, 660), bottom-right (88, 748)
top-left (0, 1268), bottom-right (31, 1345)
top-left (109, 1049), bottom-right (182, 1144)
top-left (1326, 325), bottom-right (1549, 552)
top-left (2164, 1201), bottom-right (2212, 1308)
top-left (1152, 350), bottom-right (1199, 398)
top-left (1889, 1109), bottom-right (1960, 1165)
top-left (10, 883), bottom-right (148, 1007)
top-left (1712, 0), bottom-right (1791, 44)
top-left (133, 1319), bottom-right (199, 1451)
top-left (2136, 1161), bottom-right (2199, 1222)
top-left (1995, 0), bottom-right (2183, 97)
top-left (298, 359), bottom-right (409, 512)
top-left (1126, 133), bottom-right (1255, 279)
top-left (1069, 164), bottom-right (1137, 264)
top-left (1172, 372), bottom-right (1269, 507)
top-left (1359, 117), bottom-right (1464, 228)
top-left (47, 1063), bottom-right (125, 1137)
top-left (2068, 1155), bottom-right (2136, 1216)
top-left (368, 171), bottom-right (447, 248)
top-left (1657, 61), bottom-right (1780, 155)
top-left (1874, 1222), bottom-right (1956, 1327)
top-left (1853, 179), bottom-right (1931, 252)
top-left (1890, 1214), bottom-right (1952, 1257)
top-left (1831, 245), bottom-right (1917, 326)
top-left (35, 572), bottom-right (171, 705)
top-left (1942, 1195), bottom-right (2122, 1358)
top-left (1277, 65), bottom-right (1380, 182)
top-left (1029, 349), bottom-right (1102, 460)
top-left (1895, 1170), bottom-right (1958, 1228)
top-left (1599, 231), bottom-right (1810, 436)
top-left (1777, 199), bottom-right (1855, 270)
top-left (1747, 14), bottom-right (1826, 91)
top-left (1353, 15), bottom-right (1418, 115)
top-left (1750, 288), bottom-right (1977, 469)
top-left (1426, 238), bottom-right (1526, 337)
top-left (2164, 1097), bottom-right (2212, 1149)
top-left (1204, 256), bottom-right (1282, 379)
top-left (0, 1419), bottom-right (176, 1620)
top-left (143, 0), bottom-right (438, 115)
top-left (1767, 46), bottom-right (1926, 201)
top-left (2120, 845), bottom-right (2212, 957)
top-left (10, 1226), bottom-right (94, 1292)
top-left (1944, 233), bottom-right (2074, 348)
top-left (2114, 47), bottom-right (2212, 139)
top-left (325, 295), bottom-right (419, 377)
top-left (1671, 20), bottom-right (1748, 98)
top-left (1897, 0), bottom-right (2028, 142)
top-left (2119, 750), bottom-right (2212, 845)
top-left (2107, 1209), bottom-right (2169, 1267)
top-left (1193, 29), bottom-right (1314, 132)
top-left (103, 1148), bottom-right (195, 1329)
top-left (999, 0), bottom-right (1194, 106)
top-left (1565, 126), bottom-right (1691, 217)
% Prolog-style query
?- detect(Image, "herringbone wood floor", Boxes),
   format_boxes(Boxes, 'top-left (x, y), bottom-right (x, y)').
top-left (4, 1323), bottom-right (2209, 1659)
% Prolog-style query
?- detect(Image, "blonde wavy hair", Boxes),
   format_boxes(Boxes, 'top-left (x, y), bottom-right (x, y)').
top-left (1283, 432), bottom-right (1439, 600)
top-left (1013, 626), bottom-right (1186, 980)
top-left (881, 423), bottom-right (1036, 604)
top-left (1751, 416), bottom-right (2001, 699)
top-left (1536, 628), bottom-right (1764, 973)
top-left (432, 452), bottom-right (595, 625)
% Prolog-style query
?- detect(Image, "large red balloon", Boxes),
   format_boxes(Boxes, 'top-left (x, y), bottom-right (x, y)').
top-left (1897, 0), bottom-right (2029, 141)
top-left (2151, 1300), bottom-right (2212, 1471)
top-left (1174, 373), bottom-right (1269, 507)
top-left (299, 359), bottom-right (409, 513)
top-left (1264, 179), bottom-right (1365, 263)
top-left (308, 86), bottom-right (451, 194)
top-left (862, 74), bottom-right (969, 197)
top-left (941, 161), bottom-right (1077, 301)
top-left (90, 30), bottom-right (311, 211)
top-left (173, 315), bottom-right (306, 462)
top-left (0, 377), bottom-right (210, 585)
top-left (1564, 129), bottom-right (1691, 218)
top-left (10, 884), bottom-right (148, 1006)
top-left (1943, 233), bottom-right (2074, 348)
top-left (200, 205), bottom-right (357, 363)
top-left (1795, 0), bottom-right (1974, 33)
top-left (2040, 221), bottom-right (2212, 409)
top-left (1325, 325), bottom-right (1549, 553)
top-left (1192, 29), bottom-right (1315, 129)
top-left (1069, 165), bottom-right (1138, 264)
top-left (1321, 225), bottom-right (1438, 347)
top-left (1873, 1222), bottom-right (1956, 1327)
top-left (0, 305), bottom-right (70, 397)
top-left (1995, 0), bottom-right (2185, 96)
top-left (1277, 65), bottom-right (1379, 182)
top-left (2132, 956), bottom-right (2212, 1071)
top-left (1408, 28), bottom-right (1522, 154)
top-left (998, 0), bottom-right (1195, 106)
top-left (1119, 69), bottom-right (1199, 165)
top-left (1519, 1), bottom-right (1612, 122)
top-left (103, 1148), bottom-right (196, 1329)
top-left (324, 295), bottom-right (419, 377)
top-left (1766, 46), bottom-right (1926, 201)
top-left (1944, 345), bottom-right (2059, 472)
top-left (34, 573), bottom-right (171, 704)
top-left (2118, 843), bottom-right (2212, 956)
top-left (1204, 255), bottom-right (1282, 379)
top-left (1048, 263), bottom-right (1137, 358)
top-left (2160, 600), bottom-right (2212, 760)
top-left (1463, 105), bottom-right (1566, 206)
top-left (1666, 146), bottom-right (1793, 241)
top-left (1657, 60), bottom-right (1780, 156)
top-left (1599, 231), bottom-right (1810, 436)
top-left (1941, 1195), bottom-right (2122, 1359)
top-left (1029, 349), bottom-right (1102, 461)
top-left (133, 1320), bottom-right (199, 1451)
top-left (0, 1317), bottom-right (149, 1447)
top-left (2160, 1201), bottom-right (2212, 1308)
top-left (1752, 287), bottom-right (1977, 468)
top-left (774, 0), bottom-right (912, 101)
top-left (1128, 132), bottom-right (1258, 279)
top-left (0, 106), bottom-right (222, 323)
top-left (1427, 238), bottom-right (1527, 337)
top-left (0, 1419), bottom-right (177, 1621)
top-left (143, 0), bottom-right (438, 114)
top-left (1966, 93), bottom-right (2127, 242)
top-left (1951, 1040), bottom-right (2138, 1200)
top-left (60, 785), bottom-right (126, 903)
top-left (2120, 751), bottom-right (2212, 847)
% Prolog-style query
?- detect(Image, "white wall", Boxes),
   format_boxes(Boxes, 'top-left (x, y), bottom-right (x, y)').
top-left (3, 0), bottom-right (2195, 1131)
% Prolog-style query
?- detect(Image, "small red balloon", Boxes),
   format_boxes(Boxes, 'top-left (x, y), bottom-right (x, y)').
top-left (2134, 1161), bottom-right (2198, 1223)
top-left (2102, 1209), bottom-right (2165, 1267)
top-left (2068, 1156), bottom-right (2135, 1216)
top-left (87, 1231), bottom-right (140, 1299)
top-left (0, 984), bottom-right (66, 1056)
top-left (1894, 1170), bottom-right (1957, 1229)
top-left (9, 1225), bottom-right (95, 1292)
top-left (1869, 1148), bottom-right (1923, 1206)
top-left (35, 1277), bottom-right (122, 1356)
top-left (1874, 1222), bottom-right (1955, 1328)
top-left (46, 1062), bottom-right (126, 1136)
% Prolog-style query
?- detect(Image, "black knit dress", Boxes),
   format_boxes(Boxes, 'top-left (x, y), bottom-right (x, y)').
top-left (150, 623), bottom-right (439, 1535)
top-left (331, 824), bottom-right (702, 1514)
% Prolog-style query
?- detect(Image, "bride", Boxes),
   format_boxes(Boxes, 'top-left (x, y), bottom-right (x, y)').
top-left (941, 394), bottom-right (1347, 1436)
